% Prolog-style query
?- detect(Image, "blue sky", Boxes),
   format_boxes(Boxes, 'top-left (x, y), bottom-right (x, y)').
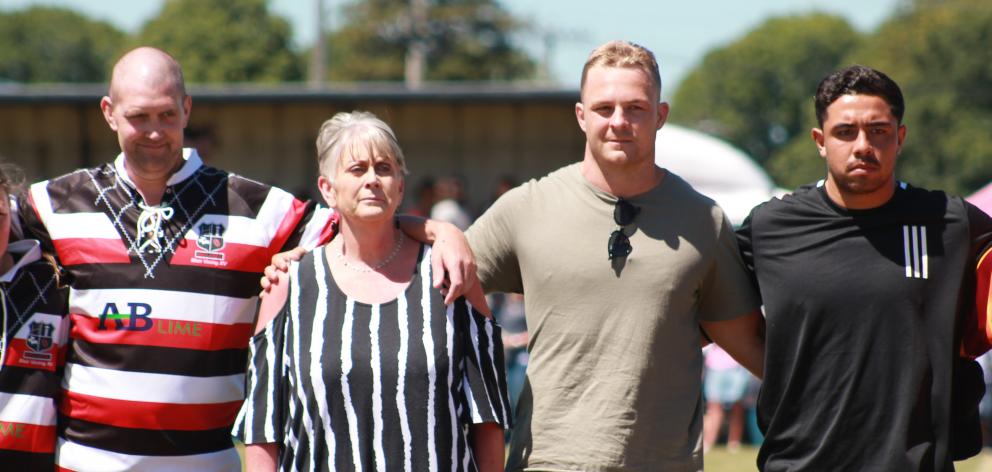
top-left (1, 0), bottom-right (900, 97)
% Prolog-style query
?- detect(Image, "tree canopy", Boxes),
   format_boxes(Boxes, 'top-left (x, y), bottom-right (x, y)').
top-left (672, 2), bottom-right (992, 195)
top-left (323, 0), bottom-right (535, 82)
top-left (670, 13), bottom-right (861, 186)
top-left (135, 0), bottom-right (302, 83)
top-left (0, 6), bottom-right (125, 83)
top-left (844, 0), bottom-right (992, 195)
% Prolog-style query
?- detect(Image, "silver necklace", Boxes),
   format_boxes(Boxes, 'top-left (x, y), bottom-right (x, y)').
top-left (335, 232), bottom-right (405, 273)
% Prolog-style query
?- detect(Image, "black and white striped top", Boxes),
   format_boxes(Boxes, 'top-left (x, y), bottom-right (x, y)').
top-left (234, 244), bottom-right (510, 472)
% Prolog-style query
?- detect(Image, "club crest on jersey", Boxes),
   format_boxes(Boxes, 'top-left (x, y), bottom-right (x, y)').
top-left (22, 321), bottom-right (55, 364)
top-left (192, 222), bottom-right (228, 266)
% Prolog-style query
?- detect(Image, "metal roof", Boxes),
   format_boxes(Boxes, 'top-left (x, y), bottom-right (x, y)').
top-left (0, 82), bottom-right (579, 104)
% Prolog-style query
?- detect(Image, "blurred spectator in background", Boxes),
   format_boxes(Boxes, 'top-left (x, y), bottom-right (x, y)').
top-left (491, 175), bottom-right (517, 206)
top-left (407, 176), bottom-right (436, 218)
top-left (492, 293), bottom-right (527, 410)
top-left (183, 126), bottom-right (216, 162)
top-left (432, 174), bottom-right (472, 230)
top-left (703, 345), bottom-right (750, 453)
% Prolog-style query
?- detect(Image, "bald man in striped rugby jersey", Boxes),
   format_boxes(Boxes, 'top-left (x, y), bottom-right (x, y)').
top-left (19, 47), bottom-right (478, 472)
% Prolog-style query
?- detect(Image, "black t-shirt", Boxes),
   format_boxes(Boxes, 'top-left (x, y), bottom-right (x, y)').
top-left (738, 182), bottom-right (992, 472)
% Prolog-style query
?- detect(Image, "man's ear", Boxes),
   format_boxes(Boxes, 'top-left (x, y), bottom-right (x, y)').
top-left (896, 124), bottom-right (907, 154)
top-left (656, 101), bottom-right (670, 130)
top-left (100, 96), bottom-right (117, 131)
top-left (575, 102), bottom-right (587, 133)
top-left (811, 127), bottom-right (827, 158)
top-left (181, 94), bottom-right (193, 128)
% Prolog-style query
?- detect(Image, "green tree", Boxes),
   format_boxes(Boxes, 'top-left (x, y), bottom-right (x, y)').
top-left (671, 13), bottom-right (861, 183)
top-left (0, 7), bottom-right (125, 82)
top-left (677, 1), bottom-right (992, 193)
top-left (323, 0), bottom-right (535, 82)
top-left (842, 0), bottom-right (992, 195)
top-left (135, 0), bottom-right (302, 83)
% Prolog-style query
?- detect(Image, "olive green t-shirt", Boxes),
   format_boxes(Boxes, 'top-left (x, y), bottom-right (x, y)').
top-left (467, 163), bottom-right (760, 472)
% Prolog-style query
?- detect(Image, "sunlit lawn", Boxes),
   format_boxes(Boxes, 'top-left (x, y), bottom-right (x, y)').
top-left (704, 445), bottom-right (992, 472)
top-left (240, 439), bottom-right (992, 470)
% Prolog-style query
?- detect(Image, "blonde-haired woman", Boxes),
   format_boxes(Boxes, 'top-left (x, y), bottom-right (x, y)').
top-left (235, 111), bottom-right (510, 472)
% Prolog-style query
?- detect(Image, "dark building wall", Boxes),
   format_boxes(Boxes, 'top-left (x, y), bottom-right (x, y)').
top-left (0, 87), bottom-right (584, 212)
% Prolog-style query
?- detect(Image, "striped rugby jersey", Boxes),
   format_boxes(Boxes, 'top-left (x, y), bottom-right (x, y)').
top-left (234, 245), bottom-right (511, 472)
top-left (20, 149), bottom-right (334, 471)
top-left (0, 239), bottom-right (69, 470)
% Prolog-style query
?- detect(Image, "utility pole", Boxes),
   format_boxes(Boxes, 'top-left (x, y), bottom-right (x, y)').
top-left (405, 0), bottom-right (428, 89)
top-left (310, 0), bottom-right (326, 87)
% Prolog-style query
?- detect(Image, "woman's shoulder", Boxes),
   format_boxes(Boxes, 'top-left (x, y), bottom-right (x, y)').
top-left (252, 247), bottom-right (327, 336)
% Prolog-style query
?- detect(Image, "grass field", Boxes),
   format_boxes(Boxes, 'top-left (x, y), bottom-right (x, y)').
top-left (704, 445), bottom-right (992, 471)
top-left (239, 441), bottom-right (992, 470)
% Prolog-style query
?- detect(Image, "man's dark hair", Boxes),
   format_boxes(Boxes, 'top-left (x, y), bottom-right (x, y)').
top-left (814, 65), bottom-right (905, 127)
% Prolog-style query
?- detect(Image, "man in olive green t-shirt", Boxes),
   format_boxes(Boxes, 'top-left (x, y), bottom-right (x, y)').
top-left (465, 40), bottom-right (765, 472)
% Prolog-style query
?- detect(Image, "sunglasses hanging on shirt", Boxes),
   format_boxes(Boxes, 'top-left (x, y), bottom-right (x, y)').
top-left (608, 198), bottom-right (640, 260)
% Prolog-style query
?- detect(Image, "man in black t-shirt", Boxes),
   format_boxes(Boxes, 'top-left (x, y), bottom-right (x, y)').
top-left (738, 65), bottom-right (992, 471)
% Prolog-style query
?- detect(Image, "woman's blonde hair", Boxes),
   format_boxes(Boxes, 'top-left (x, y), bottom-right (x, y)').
top-left (315, 111), bottom-right (408, 182)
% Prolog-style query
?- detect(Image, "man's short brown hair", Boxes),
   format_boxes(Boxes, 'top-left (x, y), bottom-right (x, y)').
top-left (580, 40), bottom-right (662, 100)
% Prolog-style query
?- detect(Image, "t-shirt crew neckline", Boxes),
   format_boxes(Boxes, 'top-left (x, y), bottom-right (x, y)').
top-left (320, 241), bottom-right (427, 308)
top-left (815, 181), bottom-right (906, 217)
top-left (571, 162), bottom-right (672, 205)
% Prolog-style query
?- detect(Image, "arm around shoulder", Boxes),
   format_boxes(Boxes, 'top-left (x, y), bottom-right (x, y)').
top-left (397, 215), bottom-right (481, 305)
top-left (700, 309), bottom-right (765, 379)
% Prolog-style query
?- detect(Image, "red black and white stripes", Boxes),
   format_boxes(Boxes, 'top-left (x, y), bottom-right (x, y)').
top-left (0, 240), bottom-right (69, 470)
top-left (19, 149), bottom-right (333, 471)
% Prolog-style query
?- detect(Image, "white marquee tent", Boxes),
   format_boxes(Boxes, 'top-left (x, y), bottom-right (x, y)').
top-left (655, 124), bottom-right (784, 226)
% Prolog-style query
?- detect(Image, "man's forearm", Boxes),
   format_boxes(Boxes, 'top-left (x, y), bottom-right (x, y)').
top-left (700, 309), bottom-right (765, 378)
top-left (396, 214), bottom-right (434, 244)
top-left (395, 215), bottom-right (483, 306)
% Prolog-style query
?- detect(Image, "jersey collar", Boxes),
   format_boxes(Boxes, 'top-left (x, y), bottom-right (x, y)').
top-left (0, 239), bottom-right (42, 283)
top-left (113, 148), bottom-right (204, 189)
